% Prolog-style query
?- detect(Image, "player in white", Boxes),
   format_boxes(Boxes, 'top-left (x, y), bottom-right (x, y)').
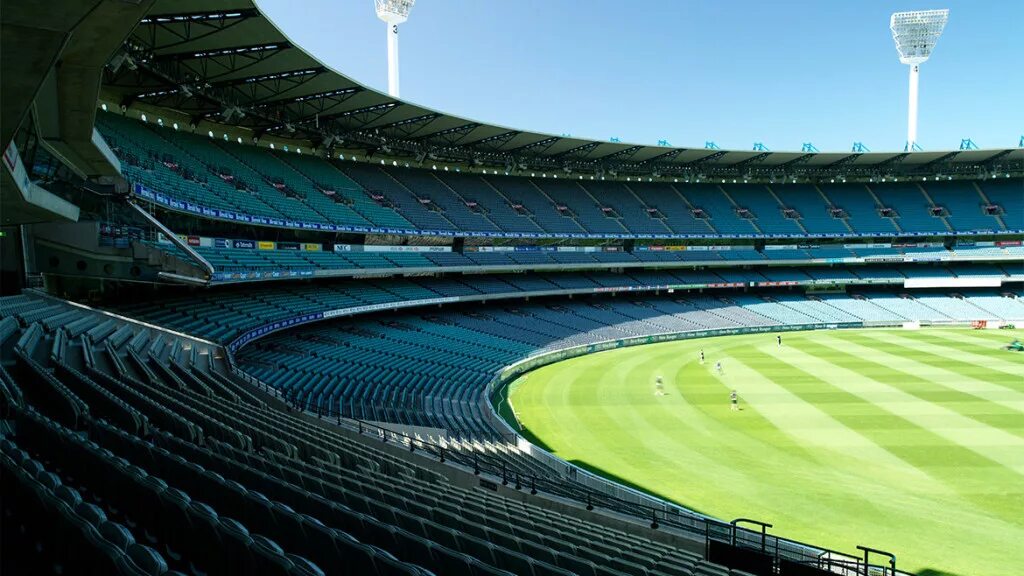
top-left (730, 389), bottom-right (739, 411)
top-left (715, 361), bottom-right (723, 375)
top-left (699, 349), bottom-right (705, 364)
top-left (654, 375), bottom-right (665, 396)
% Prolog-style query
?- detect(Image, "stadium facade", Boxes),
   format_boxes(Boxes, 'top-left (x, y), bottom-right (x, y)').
top-left (2, 1), bottom-right (1022, 575)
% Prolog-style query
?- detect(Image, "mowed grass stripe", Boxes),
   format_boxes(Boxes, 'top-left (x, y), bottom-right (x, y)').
top-left (843, 332), bottom-right (1024, 395)
top-left (732, 346), bottom-right (1021, 521)
top-left (924, 327), bottom-right (1024, 347)
top-left (889, 327), bottom-right (1024, 361)
top-left (787, 336), bottom-right (1019, 418)
top-left (768, 342), bottom-right (1024, 476)
top-left (831, 333), bottom-right (1024, 437)
top-left (720, 355), bottom-right (941, 487)
top-left (539, 346), bottom-right (779, 495)
top-left (528, 343), bottom-right (827, 516)
top-left (891, 330), bottom-right (1024, 376)
top-left (612, 342), bottom-right (838, 490)
top-left (816, 332), bottom-right (1024, 416)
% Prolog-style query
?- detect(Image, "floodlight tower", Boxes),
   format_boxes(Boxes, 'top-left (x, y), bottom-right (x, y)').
top-left (890, 9), bottom-right (949, 151)
top-left (375, 0), bottom-right (416, 97)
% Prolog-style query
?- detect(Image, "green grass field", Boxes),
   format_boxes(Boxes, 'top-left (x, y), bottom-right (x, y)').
top-left (506, 327), bottom-right (1024, 576)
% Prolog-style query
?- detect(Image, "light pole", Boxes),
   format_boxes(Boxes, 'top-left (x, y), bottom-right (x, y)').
top-left (375, 0), bottom-right (417, 97)
top-left (890, 9), bottom-right (949, 151)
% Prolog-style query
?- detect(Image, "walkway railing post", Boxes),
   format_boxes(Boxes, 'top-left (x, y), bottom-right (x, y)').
top-left (857, 546), bottom-right (897, 576)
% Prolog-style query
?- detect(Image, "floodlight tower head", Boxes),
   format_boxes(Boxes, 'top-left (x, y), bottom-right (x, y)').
top-left (890, 9), bottom-right (949, 150)
top-left (375, 0), bottom-right (416, 97)
top-left (890, 9), bottom-right (949, 65)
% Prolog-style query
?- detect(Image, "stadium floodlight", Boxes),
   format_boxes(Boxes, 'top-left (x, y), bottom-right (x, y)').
top-left (890, 9), bottom-right (949, 151)
top-left (375, 0), bottom-right (416, 97)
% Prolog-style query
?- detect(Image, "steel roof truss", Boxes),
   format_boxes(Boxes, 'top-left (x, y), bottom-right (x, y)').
top-left (137, 10), bottom-right (259, 53)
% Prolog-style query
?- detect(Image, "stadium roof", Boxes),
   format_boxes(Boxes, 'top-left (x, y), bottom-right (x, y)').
top-left (101, 0), bottom-right (1023, 182)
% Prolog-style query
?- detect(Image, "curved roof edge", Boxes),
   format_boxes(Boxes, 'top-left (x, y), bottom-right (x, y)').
top-left (100, 0), bottom-right (1023, 182)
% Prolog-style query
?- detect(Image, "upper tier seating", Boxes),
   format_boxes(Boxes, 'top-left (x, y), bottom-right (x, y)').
top-left (721, 184), bottom-right (804, 236)
top-left (98, 112), bottom-right (1022, 238)
top-left (818, 184), bottom-right (900, 235)
top-left (274, 151), bottom-right (415, 229)
top-left (770, 184), bottom-right (851, 235)
top-left (978, 181), bottom-right (1024, 231)
top-left (869, 183), bottom-right (945, 234)
top-left (434, 172), bottom-right (546, 234)
top-left (925, 181), bottom-right (1005, 232)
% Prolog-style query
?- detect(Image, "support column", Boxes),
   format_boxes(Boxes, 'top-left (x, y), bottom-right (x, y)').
top-left (907, 64), bottom-right (919, 150)
top-left (387, 23), bottom-right (400, 97)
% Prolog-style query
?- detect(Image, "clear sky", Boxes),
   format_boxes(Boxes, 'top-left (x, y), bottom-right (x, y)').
top-left (256, 0), bottom-right (1022, 153)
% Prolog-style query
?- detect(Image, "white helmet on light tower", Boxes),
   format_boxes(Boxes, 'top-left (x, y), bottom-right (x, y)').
top-left (375, 0), bottom-right (417, 98)
top-left (890, 9), bottom-right (949, 151)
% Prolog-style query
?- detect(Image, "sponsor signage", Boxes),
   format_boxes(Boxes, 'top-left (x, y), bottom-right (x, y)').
top-left (844, 243), bottom-right (890, 249)
top-left (336, 244), bottom-right (451, 253)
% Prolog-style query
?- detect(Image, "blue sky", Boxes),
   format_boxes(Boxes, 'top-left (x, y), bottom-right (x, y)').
top-left (257, 0), bottom-right (1022, 153)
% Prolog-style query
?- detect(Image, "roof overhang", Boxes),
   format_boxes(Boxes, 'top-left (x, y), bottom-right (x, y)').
top-left (98, 0), bottom-right (1023, 183)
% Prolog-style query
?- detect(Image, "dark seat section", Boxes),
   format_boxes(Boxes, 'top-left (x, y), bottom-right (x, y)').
top-left (0, 293), bottom-right (759, 575)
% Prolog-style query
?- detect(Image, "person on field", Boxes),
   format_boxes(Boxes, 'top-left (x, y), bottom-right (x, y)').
top-left (715, 361), bottom-right (723, 375)
top-left (699, 349), bottom-right (705, 364)
top-left (777, 334), bottom-right (782, 347)
top-left (730, 389), bottom-right (739, 411)
top-left (655, 375), bottom-right (665, 396)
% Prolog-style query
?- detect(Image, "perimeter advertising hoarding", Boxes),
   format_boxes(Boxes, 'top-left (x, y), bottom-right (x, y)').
top-left (334, 244), bottom-right (450, 253)
top-left (496, 322), bottom-right (862, 384)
